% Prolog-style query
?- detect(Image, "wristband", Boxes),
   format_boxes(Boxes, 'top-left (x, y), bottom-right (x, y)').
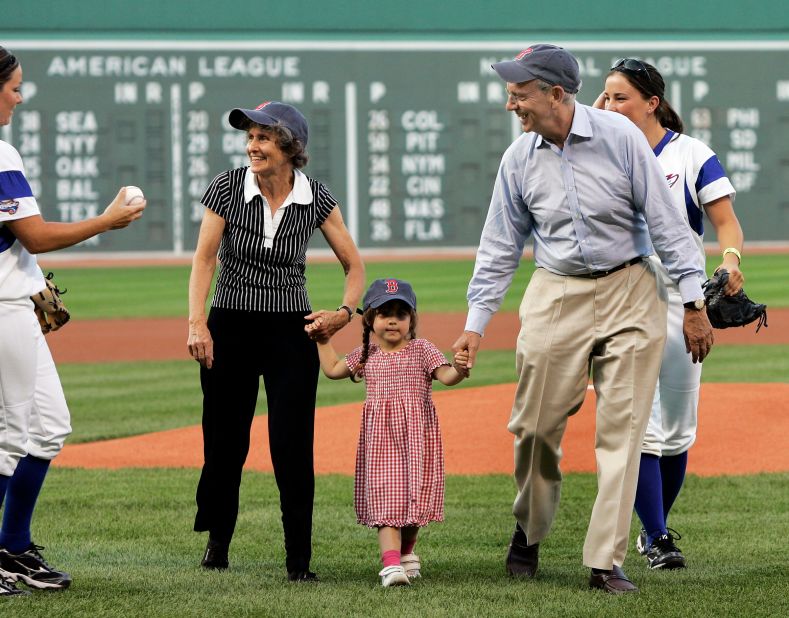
top-left (337, 305), bottom-right (354, 322)
top-left (722, 247), bottom-right (741, 264)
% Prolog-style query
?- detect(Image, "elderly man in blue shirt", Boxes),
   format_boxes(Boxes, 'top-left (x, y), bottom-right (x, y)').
top-left (453, 44), bottom-right (712, 594)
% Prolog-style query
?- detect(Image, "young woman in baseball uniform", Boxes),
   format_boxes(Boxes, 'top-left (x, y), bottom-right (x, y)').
top-left (308, 278), bottom-right (469, 587)
top-left (0, 46), bottom-right (145, 596)
top-left (596, 59), bottom-right (744, 570)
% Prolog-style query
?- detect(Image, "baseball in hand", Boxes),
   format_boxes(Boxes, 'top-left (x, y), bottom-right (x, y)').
top-left (124, 186), bottom-right (145, 206)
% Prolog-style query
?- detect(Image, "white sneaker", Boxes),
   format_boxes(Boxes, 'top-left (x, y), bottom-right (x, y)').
top-left (401, 553), bottom-right (421, 578)
top-left (379, 565), bottom-right (410, 587)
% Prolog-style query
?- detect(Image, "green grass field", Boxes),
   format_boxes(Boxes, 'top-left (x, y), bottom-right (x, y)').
top-left (3, 471), bottom-right (787, 617)
top-left (39, 254), bottom-right (789, 318)
top-left (9, 255), bottom-right (786, 615)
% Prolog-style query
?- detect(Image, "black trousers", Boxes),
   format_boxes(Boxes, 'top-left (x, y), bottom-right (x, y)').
top-left (194, 307), bottom-right (319, 573)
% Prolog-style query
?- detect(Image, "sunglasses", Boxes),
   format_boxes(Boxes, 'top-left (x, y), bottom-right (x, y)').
top-left (611, 58), bottom-right (654, 86)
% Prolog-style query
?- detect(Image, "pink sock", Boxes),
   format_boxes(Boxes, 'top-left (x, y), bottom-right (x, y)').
top-left (381, 549), bottom-right (401, 568)
top-left (401, 539), bottom-right (416, 555)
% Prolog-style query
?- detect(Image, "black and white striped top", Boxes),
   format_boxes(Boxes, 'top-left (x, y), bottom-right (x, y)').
top-left (202, 167), bottom-right (337, 312)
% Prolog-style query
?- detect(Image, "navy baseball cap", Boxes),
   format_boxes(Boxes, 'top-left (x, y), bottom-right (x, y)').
top-left (228, 101), bottom-right (309, 146)
top-left (492, 44), bottom-right (581, 93)
top-left (363, 278), bottom-right (417, 311)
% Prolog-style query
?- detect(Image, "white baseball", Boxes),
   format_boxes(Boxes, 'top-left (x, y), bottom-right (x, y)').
top-left (124, 186), bottom-right (145, 206)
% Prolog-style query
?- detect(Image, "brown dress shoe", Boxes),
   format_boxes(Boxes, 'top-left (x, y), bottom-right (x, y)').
top-left (505, 524), bottom-right (539, 578)
top-left (589, 565), bottom-right (638, 594)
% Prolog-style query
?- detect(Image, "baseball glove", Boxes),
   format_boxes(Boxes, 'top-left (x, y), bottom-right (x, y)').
top-left (702, 269), bottom-right (767, 332)
top-left (31, 272), bottom-right (71, 334)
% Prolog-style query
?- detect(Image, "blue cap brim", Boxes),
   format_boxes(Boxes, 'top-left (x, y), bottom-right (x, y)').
top-left (366, 294), bottom-right (416, 311)
top-left (228, 108), bottom-right (279, 131)
top-left (491, 60), bottom-right (540, 84)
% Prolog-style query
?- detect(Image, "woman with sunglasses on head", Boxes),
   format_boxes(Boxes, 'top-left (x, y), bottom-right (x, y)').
top-left (595, 59), bottom-right (744, 570)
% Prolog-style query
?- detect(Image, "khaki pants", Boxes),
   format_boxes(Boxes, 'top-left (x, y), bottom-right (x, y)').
top-left (509, 261), bottom-right (667, 569)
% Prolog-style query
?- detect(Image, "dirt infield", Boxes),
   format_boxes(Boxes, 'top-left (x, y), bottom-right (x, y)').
top-left (54, 382), bottom-right (789, 476)
top-left (47, 309), bottom-right (787, 475)
top-left (46, 309), bottom-right (788, 363)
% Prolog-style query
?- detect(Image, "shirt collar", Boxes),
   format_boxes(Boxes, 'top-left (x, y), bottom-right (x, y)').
top-left (243, 168), bottom-right (313, 205)
top-left (653, 130), bottom-right (675, 157)
top-left (534, 102), bottom-right (592, 148)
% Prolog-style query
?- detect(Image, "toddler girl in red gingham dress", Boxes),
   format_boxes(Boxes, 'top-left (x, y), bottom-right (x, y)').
top-left (308, 278), bottom-right (469, 587)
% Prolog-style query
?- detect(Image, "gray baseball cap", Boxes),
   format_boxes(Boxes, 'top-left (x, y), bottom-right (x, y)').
top-left (492, 44), bottom-right (581, 93)
top-left (363, 278), bottom-right (417, 311)
top-left (228, 100), bottom-right (309, 146)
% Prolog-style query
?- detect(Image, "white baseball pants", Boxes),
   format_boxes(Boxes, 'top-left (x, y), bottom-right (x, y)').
top-left (0, 299), bottom-right (71, 477)
top-left (642, 284), bottom-right (702, 457)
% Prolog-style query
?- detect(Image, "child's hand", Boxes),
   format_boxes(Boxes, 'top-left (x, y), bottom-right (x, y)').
top-left (305, 318), bottom-right (330, 343)
top-left (453, 350), bottom-right (471, 378)
top-left (350, 365), bottom-right (365, 383)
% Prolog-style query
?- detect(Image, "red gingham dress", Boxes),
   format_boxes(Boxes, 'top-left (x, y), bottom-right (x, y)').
top-left (346, 339), bottom-right (448, 528)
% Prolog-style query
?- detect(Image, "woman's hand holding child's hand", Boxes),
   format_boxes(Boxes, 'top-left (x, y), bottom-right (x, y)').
top-left (305, 317), bottom-right (330, 344)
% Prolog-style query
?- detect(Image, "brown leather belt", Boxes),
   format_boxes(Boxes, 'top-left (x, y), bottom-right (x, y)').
top-left (576, 256), bottom-right (644, 279)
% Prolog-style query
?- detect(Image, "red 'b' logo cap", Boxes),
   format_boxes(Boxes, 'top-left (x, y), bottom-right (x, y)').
top-left (515, 48), bottom-right (533, 60)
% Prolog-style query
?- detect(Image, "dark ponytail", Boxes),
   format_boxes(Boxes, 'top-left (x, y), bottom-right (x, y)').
top-left (351, 310), bottom-right (375, 382)
top-left (655, 99), bottom-right (684, 134)
top-left (0, 47), bottom-right (20, 88)
top-left (407, 308), bottom-right (417, 340)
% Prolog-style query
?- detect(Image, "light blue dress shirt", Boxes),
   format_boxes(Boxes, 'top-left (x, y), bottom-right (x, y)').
top-left (466, 103), bottom-right (705, 335)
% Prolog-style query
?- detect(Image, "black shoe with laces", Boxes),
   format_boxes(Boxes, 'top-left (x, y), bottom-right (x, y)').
top-left (0, 544), bottom-right (71, 590)
top-left (200, 538), bottom-right (229, 570)
top-left (0, 569), bottom-right (31, 597)
top-left (645, 529), bottom-right (686, 570)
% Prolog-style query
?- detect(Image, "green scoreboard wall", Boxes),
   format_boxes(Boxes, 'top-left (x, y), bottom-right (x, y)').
top-left (3, 40), bottom-right (788, 252)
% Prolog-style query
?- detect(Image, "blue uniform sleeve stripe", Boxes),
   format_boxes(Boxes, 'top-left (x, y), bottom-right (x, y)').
top-left (0, 170), bottom-right (34, 201)
top-left (0, 225), bottom-right (16, 253)
top-left (684, 182), bottom-right (704, 236)
top-left (695, 154), bottom-right (726, 194)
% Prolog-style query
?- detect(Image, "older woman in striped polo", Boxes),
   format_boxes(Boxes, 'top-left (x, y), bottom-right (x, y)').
top-left (187, 101), bottom-right (364, 582)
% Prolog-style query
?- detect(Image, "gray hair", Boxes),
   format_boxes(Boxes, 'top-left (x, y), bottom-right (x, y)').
top-left (239, 119), bottom-right (309, 169)
top-left (536, 79), bottom-right (576, 104)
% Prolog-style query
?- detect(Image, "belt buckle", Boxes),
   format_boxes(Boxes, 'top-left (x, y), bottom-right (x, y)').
top-left (582, 257), bottom-right (640, 279)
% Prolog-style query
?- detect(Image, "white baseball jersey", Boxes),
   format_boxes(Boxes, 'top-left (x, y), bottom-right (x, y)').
top-left (0, 140), bottom-right (71, 474)
top-left (651, 130), bottom-right (736, 283)
top-left (643, 130), bottom-right (736, 457)
top-left (0, 140), bottom-right (45, 300)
